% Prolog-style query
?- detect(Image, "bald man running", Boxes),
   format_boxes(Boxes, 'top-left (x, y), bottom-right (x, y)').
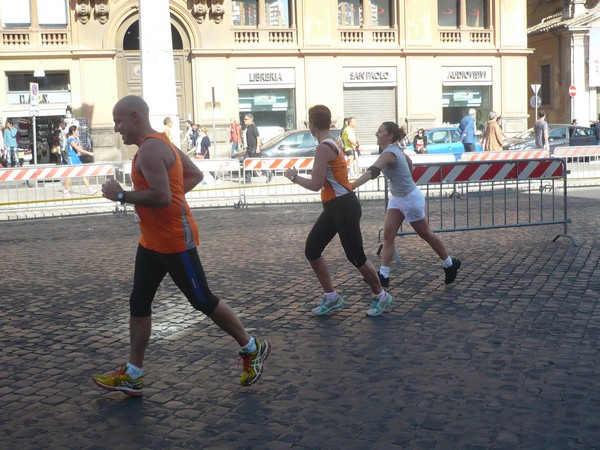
top-left (93, 96), bottom-right (270, 396)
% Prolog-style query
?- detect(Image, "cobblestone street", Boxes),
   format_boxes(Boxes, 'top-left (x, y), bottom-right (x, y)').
top-left (1, 194), bottom-right (600, 449)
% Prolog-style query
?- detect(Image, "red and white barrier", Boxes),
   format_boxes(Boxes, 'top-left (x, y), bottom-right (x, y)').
top-left (244, 157), bottom-right (315, 171)
top-left (193, 158), bottom-right (240, 172)
top-left (460, 150), bottom-right (550, 161)
top-left (553, 146), bottom-right (600, 157)
top-left (0, 164), bottom-right (115, 182)
top-left (412, 159), bottom-right (564, 185)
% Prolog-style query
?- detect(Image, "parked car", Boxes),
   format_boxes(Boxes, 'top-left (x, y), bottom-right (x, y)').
top-left (502, 124), bottom-right (597, 153)
top-left (259, 129), bottom-right (340, 158)
top-left (405, 127), bottom-right (483, 157)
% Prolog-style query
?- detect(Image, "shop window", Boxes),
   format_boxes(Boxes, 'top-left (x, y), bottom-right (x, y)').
top-left (540, 64), bottom-right (551, 106)
top-left (1, 0), bottom-right (32, 26)
top-left (38, 0), bottom-right (68, 26)
top-left (7, 71), bottom-right (70, 91)
top-left (338, 0), bottom-right (391, 27)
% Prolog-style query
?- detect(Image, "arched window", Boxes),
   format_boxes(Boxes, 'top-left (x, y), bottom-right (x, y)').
top-left (123, 21), bottom-right (183, 51)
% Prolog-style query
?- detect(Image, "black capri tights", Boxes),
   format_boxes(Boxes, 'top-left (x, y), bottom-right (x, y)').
top-left (129, 245), bottom-right (220, 317)
top-left (305, 192), bottom-right (367, 268)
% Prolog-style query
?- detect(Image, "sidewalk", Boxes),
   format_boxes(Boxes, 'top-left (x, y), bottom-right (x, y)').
top-left (1, 193), bottom-right (599, 449)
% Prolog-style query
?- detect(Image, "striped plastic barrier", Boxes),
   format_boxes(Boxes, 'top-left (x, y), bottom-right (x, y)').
top-left (0, 164), bottom-right (115, 181)
top-left (193, 158), bottom-right (240, 172)
top-left (553, 146), bottom-right (600, 157)
top-left (460, 150), bottom-right (550, 161)
top-left (412, 159), bottom-right (564, 185)
top-left (244, 157), bottom-right (315, 171)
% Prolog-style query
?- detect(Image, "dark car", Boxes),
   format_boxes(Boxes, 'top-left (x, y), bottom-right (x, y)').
top-left (503, 124), bottom-right (597, 153)
top-left (405, 127), bottom-right (483, 158)
top-left (259, 129), bottom-right (340, 158)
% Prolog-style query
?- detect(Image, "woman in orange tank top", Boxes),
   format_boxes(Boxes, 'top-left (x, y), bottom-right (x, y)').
top-left (284, 105), bottom-right (393, 318)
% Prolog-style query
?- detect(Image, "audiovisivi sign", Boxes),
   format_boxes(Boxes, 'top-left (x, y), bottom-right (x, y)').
top-left (343, 67), bottom-right (397, 87)
top-left (442, 66), bottom-right (492, 86)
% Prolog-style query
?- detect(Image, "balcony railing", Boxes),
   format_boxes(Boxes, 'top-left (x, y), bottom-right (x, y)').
top-left (339, 28), bottom-right (398, 45)
top-left (439, 29), bottom-right (493, 45)
top-left (1, 29), bottom-right (70, 47)
top-left (233, 28), bottom-right (297, 45)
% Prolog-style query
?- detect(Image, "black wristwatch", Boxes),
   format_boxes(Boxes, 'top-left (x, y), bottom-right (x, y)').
top-left (117, 191), bottom-right (126, 205)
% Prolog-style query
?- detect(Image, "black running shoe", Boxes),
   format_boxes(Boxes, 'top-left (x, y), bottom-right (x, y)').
top-left (378, 272), bottom-right (390, 288)
top-left (444, 258), bottom-right (461, 284)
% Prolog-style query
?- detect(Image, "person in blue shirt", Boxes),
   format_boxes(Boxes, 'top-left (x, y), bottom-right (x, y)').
top-left (458, 108), bottom-right (477, 152)
top-left (3, 121), bottom-right (19, 167)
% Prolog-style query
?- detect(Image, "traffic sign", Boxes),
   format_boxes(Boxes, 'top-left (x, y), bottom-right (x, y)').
top-left (530, 95), bottom-right (542, 108)
top-left (30, 82), bottom-right (39, 105)
top-left (569, 85), bottom-right (577, 97)
top-left (531, 83), bottom-right (541, 94)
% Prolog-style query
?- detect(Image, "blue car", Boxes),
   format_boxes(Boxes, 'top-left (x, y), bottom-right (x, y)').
top-left (405, 127), bottom-right (483, 159)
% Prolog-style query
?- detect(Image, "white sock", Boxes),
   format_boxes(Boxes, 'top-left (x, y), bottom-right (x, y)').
top-left (126, 362), bottom-right (143, 379)
top-left (376, 290), bottom-right (387, 300)
top-left (241, 336), bottom-right (257, 353)
top-left (324, 291), bottom-right (338, 302)
top-left (442, 257), bottom-right (453, 268)
top-left (379, 266), bottom-right (390, 278)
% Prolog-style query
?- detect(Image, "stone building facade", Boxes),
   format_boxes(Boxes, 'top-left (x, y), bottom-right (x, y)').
top-left (0, 0), bottom-right (530, 161)
top-left (527, 0), bottom-right (600, 127)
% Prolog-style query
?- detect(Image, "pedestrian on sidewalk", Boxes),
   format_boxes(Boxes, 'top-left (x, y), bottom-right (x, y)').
top-left (63, 125), bottom-right (97, 196)
top-left (95, 95), bottom-right (270, 396)
top-left (352, 121), bottom-right (461, 288)
top-left (284, 104), bottom-right (393, 318)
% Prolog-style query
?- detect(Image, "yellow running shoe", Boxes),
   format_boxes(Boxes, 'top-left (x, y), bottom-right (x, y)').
top-left (92, 364), bottom-right (144, 397)
top-left (240, 339), bottom-right (271, 386)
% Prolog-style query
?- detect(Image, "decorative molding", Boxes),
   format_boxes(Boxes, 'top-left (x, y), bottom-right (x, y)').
top-left (210, 0), bottom-right (225, 24)
top-left (94, 0), bottom-right (110, 25)
top-left (192, 0), bottom-right (208, 24)
top-left (75, 0), bottom-right (92, 25)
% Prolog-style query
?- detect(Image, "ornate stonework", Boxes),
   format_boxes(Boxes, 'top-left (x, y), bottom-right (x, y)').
top-left (210, 0), bottom-right (225, 24)
top-left (192, 0), bottom-right (208, 24)
top-left (94, 0), bottom-right (110, 25)
top-left (75, 0), bottom-right (92, 25)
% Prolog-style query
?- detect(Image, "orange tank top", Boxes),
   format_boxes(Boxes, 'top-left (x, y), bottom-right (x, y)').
top-left (131, 132), bottom-right (199, 254)
top-left (320, 138), bottom-right (353, 203)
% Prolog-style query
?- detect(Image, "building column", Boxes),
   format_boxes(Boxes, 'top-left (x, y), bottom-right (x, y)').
top-left (258, 0), bottom-right (267, 26)
top-left (459, 0), bottom-right (467, 28)
top-left (138, 0), bottom-right (180, 147)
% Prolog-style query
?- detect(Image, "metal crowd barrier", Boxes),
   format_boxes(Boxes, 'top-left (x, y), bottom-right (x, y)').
top-left (379, 157), bottom-right (576, 247)
top-left (0, 151), bottom-right (585, 240)
top-left (553, 146), bottom-right (600, 184)
top-left (0, 163), bottom-right (115, 213)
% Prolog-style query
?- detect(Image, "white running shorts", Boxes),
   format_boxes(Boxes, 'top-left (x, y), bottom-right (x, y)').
top-left (387, 187), bottom-right (425, 223)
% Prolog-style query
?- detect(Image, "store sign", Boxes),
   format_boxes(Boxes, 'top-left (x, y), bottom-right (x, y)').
top-left (343, 67), bottom-right (396, 87)
top-left (442, 66), bottom-right (492, 85)
top-left (7, 91), bottom-right (71, 105)
top-left (237, 68), bottom-right (295, 88)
